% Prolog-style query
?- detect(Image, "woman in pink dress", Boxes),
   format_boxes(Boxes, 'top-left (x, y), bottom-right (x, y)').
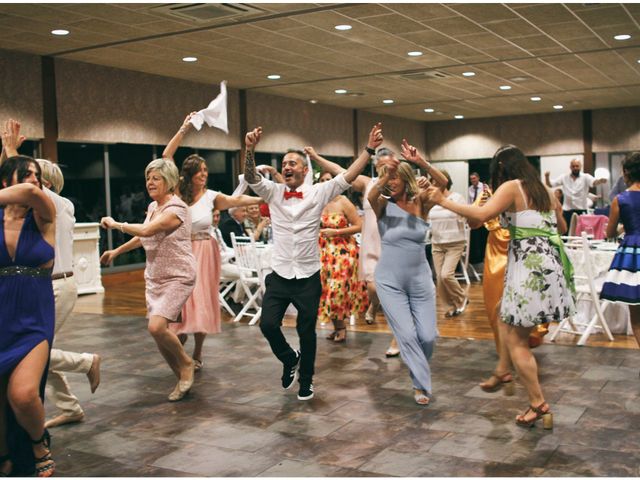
top-left (162, 114), bottom-right (261, 371)
top-left (100, 159), bottom-right (196, 402)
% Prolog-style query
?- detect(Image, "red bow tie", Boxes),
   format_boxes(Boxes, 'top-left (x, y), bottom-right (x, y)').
top-left (284, 190), bottom-right (303, 200)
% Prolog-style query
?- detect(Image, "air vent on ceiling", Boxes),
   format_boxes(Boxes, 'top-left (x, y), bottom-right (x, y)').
top-left (152, 3), bottom-right (265, 22)
top-left (398, 70), bottom-right (450, 80)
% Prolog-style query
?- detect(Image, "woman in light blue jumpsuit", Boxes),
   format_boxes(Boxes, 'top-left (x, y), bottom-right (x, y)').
top-left (368, 147), bottom-right (446, 405)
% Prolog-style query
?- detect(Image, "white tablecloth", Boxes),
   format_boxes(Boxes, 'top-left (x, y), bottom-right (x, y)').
top-left (566, 243), bottom-right (630, 334)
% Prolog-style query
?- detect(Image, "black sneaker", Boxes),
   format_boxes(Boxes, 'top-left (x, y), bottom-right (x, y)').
top-left (297, 382), bottom-right (314, 401)
top-left (281, 350), bottom-right (300, 390)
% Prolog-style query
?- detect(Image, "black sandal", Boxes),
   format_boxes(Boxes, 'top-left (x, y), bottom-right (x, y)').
top-left (0, 454), bottom-right (11, 477)
top-left (31, 430), bottom-right (55, 477)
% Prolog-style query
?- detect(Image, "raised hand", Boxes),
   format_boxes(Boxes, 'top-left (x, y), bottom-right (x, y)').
top-left (303, 146), bottom-right (318, 159)
top-left (1, 119), bottom-right (26, 157)
top-left (425, 186), bottom-right (445, 205)
top-left (417, 176), bottom-right (431, 191)
top-left (377, 155), bottom-right (399, 174)
top-left (367, 122), bottom-right (383, 150)
top-left (180, 111), bottom-right (197, 133)
top-left (100, 216), bottom-right (117, 230)
top-left (245, 127), bottom-right (263, 150)
top-left (400, 138), bottom-right (421, 165)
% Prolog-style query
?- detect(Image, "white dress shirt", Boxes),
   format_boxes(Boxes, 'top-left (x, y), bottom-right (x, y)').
top-left (468, 182), bottom-right (485, 204)
top-left (45, 188), bottom-right (75, 275)
top-left (550, 173), bottom-right (596, 211)
top-left (249, 173), bottom-right (350, 279)
top-left (428, 192), bottom-right (467, 244)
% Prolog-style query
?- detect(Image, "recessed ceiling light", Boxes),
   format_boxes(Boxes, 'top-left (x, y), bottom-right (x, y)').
top-left (462, 71), bottom-right (476, 77)
top-left (309, 99), bottom-right (318, 104)
top-left (637, 59), bottom-right (640, 63)
top-left (614, 34), bottom-right (631, 40)
top-left (334, 24), bottom-right (352, 31)
top-left (51, 29), bottom-right (69, 36)
top-left (335, 89), bottom-right (347, 94)
top-left (424, 108), bottom-right (434, 113)
top-left (553, 105), bottom-right (564, 110)
top-left (407, 51), bottom-right (423, 57)
top-left (454, 115), bottom-right (464, 119)
top-left (499, 85), bottom-right (512, 90)
top-left (267, 74), bottom-right (281, 80)
top-left (383, 99), bottom-right (394, 104)
top-left (530, 96), bottom-right (542, 101)
top-left (182, 56), bottom-right (198, 62)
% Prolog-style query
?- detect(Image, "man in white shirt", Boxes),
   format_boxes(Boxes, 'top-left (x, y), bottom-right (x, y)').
top-left (36, 160), bottom-right (101, 429)
top-left (243, 123), bottom-right (385, 401)
top-left (467, 172), bottom-right (485, 204)
top-left (544, 159), bottom-right (607, 226)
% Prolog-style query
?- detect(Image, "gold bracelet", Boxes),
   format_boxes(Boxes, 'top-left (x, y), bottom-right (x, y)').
top-left (119, 222), bottom-right (127, 233)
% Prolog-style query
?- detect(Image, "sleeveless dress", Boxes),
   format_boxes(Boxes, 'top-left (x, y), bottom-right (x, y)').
top-left (500, 193), bottom-right (575, 327)
top-left (375, 201), bottom-right (437, 394)
top-left (358, 179), bottom-right (381, 282)
top-left (139, 195), bottom-right (196, 321)
top-left (0, 208), bottom-right (55, 475)
top-left (317, 211), bottom-right (368, 323)
top-left (601, 190), bottom-right (640, 304)
top-left (170, 190), bottom-right (222, 335)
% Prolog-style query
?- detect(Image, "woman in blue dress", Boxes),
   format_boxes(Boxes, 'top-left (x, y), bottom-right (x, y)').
top-left (367, 158), bottom-right (442, 406)
top-left (601, 152), bottom-right (640, 348)
top-left (0, 148), bottom-right (57, 476)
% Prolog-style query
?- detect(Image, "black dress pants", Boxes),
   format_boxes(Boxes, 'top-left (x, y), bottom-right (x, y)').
top-left (563, 209), bottom-right (586, 230)
top-left (259, 270), bottom-right (322, 384)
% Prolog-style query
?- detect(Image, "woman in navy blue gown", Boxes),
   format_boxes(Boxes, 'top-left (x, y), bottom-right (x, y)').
top-left (0, 137), bottom-right (57, 474)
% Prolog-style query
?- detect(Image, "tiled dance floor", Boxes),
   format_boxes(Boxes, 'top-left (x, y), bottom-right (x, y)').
top-left (49, 313), bottom-right (640, 477)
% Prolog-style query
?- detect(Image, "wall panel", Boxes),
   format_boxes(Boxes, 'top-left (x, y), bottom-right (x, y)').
top-left (425, 111), bottom-right (583, 161)
top-left (56, 59), bottom-right (240, 150)
top-left (0, 49), bottom-right (44, 139)
top-left (357, 111), bottom-right (426, 156)
top-left (246, 91), bottom-right (353, 157)
top-left (592, 107), bottom-right (640, 153)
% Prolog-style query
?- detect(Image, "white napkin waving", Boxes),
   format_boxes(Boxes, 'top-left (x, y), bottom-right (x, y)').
top-left (189, 81), bottom-right (228, 134)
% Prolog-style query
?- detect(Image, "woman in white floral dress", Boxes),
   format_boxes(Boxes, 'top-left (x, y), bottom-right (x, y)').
top-left (427, 145), bottom-right (574, 429)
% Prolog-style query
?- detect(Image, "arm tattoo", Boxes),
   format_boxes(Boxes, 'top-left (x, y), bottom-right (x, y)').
top-left (244, 148), bottom-right (258, 184)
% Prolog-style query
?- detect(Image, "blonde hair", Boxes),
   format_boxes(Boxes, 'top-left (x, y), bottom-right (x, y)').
top-left (379, 161), bottom-right (419, 198)
top-left (36, 159), bottom-right (64, 194)
top-left (145, 158), bottom-right (179, 192)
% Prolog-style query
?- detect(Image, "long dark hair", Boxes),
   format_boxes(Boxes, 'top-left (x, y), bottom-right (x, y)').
top-left (0, 155), bottom-right (42, 190)
top-left (623, 152), bottom-right (640, 183)
top-left (490, 145), bottom-right (551, 212)
top-left (178, 154), bottom-right (206, 205)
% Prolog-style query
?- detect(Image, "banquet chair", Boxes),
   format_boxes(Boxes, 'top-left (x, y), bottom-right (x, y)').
top-left (455, 224), bottom-right (481, 283)
top-left (219, 276), bottom-right (237, 317)
top-left (550, 232), bottom-right (613, 346)
top-left (230, 233), bottom-right (264, 325)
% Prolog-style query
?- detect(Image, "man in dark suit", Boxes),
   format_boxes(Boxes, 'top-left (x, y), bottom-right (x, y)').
top-left (220, 206), bottom-right (248, 247)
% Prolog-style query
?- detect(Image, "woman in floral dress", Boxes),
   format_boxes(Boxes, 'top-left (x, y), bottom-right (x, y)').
top-left (317, 172), bottom-right (368, 343)
top-left (427, 145), bottom-right (574, 428)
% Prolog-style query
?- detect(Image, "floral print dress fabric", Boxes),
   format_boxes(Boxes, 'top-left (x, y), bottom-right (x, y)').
top-left (500, 209), bottom-right (575, 327)
top-left (318, 212), bottom-right (369, 322)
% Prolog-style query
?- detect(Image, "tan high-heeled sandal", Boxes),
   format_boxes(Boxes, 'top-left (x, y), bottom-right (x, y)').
top-left (515, 402), bottom-right (553, 429)
top-left (479, 371), bottom-right (515, 395)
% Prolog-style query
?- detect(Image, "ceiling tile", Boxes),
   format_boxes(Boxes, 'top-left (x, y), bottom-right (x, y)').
top-left (513, 4), bottom-right (576, 25)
